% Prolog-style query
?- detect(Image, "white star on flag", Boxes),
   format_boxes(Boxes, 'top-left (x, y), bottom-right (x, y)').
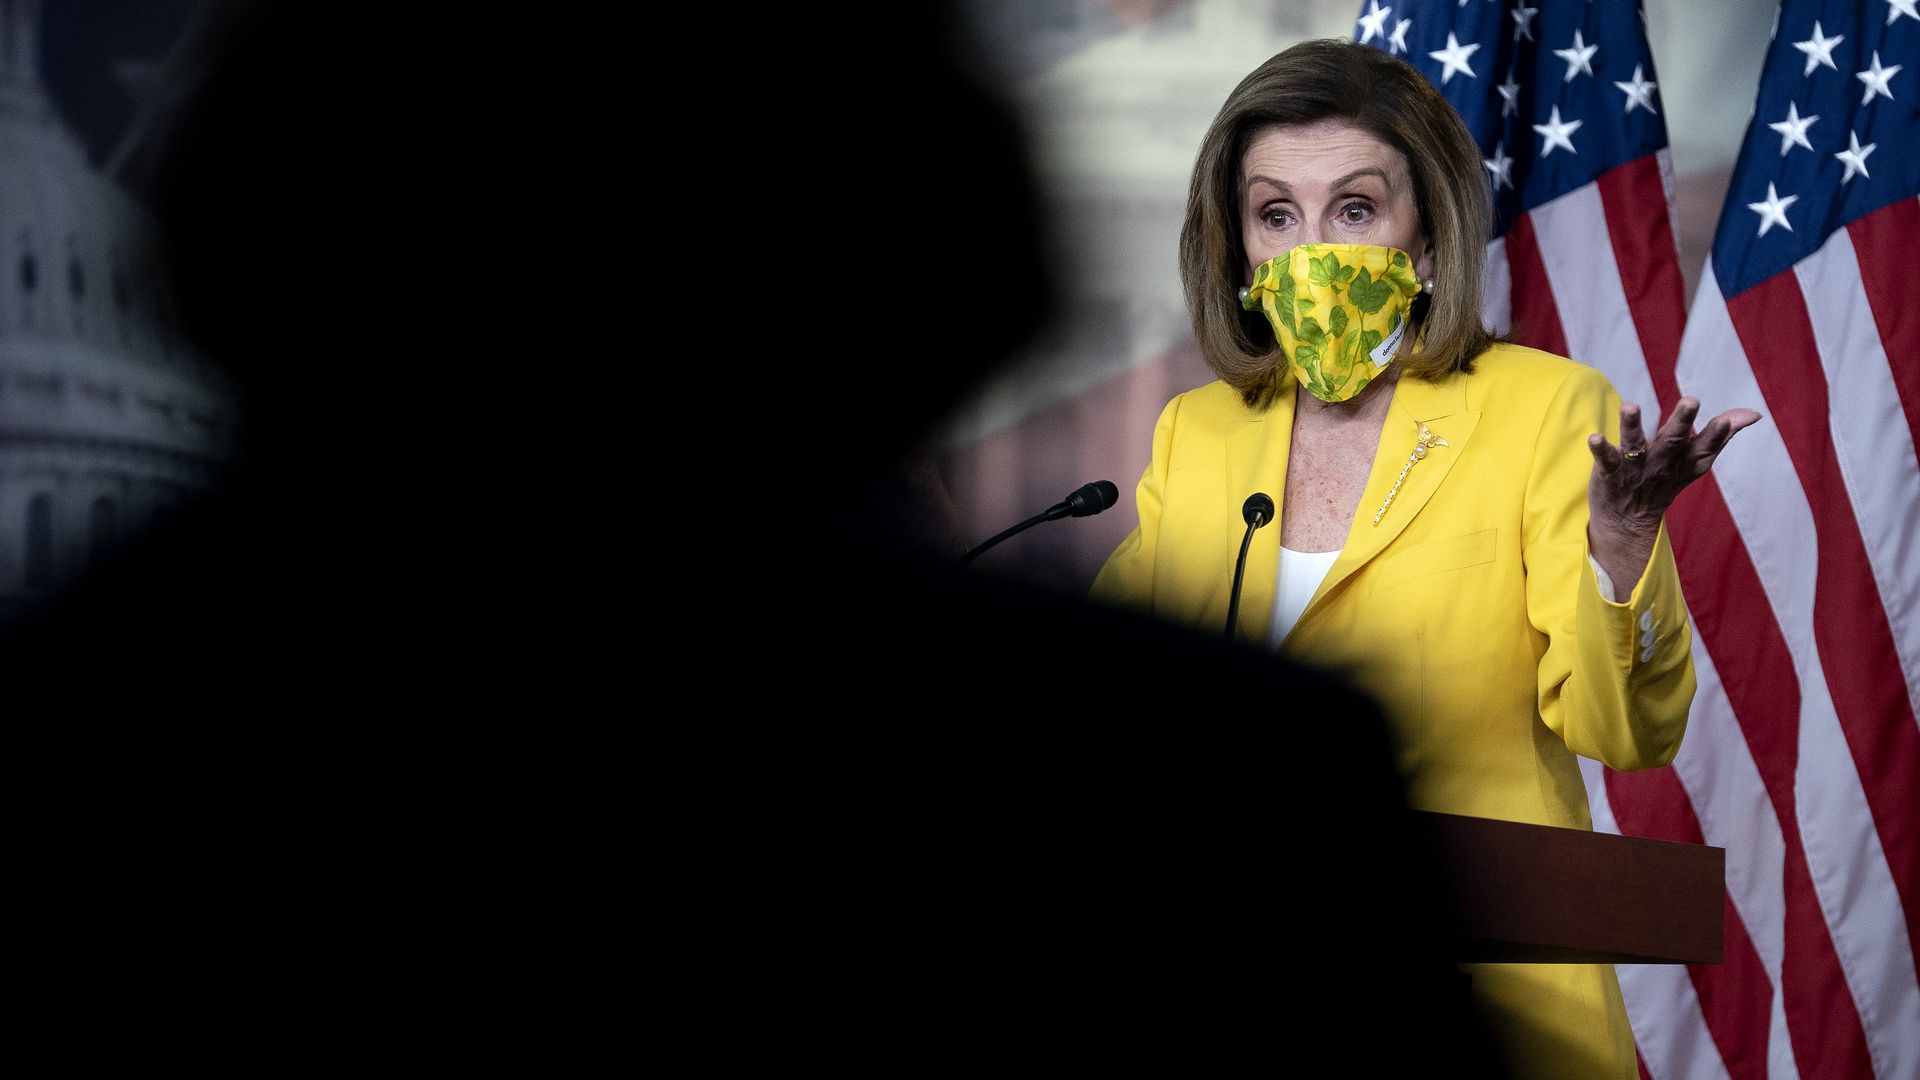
top-left (1793, 21), bottom-right (1844, 77)
top-left (1511, 3), bottom-right (1537, 42)
top-left (1747, 182), bottom-right (1797, 236)
top-left (1614, 64), bottom-right (1657, 114)
top-left (1532, 104), bottom-right (1582, 156)
top-left (1357, 0), bottom-right (1392, 45)
top-left (1388, 18), bottom-right (1411, 55)
top-left (1553, 29), bottom-right (1598, 82)
top-left (1857, 51), bottom-right (1901, 104)
top-left (1887, 0), bottom-right (1918, 25)
top-left (1497, 71), bottom-right (1522, 117)
top-left (1484, 140), bottom-right (1514, 190)
top-left (1428, 31), bottom-right (1480, 83)
top-left (1767, 100), bottom-right (1818, 155)
top-left (1834, 130), bottom-right (1876, 182)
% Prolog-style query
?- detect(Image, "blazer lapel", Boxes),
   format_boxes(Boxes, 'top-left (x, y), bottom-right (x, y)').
top-left (1226, 388), bottom-right (1294, 646)
top-left (1301, 370), bottom-right (1481, 618)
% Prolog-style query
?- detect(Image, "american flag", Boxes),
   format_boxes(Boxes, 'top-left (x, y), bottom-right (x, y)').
top-left (1358, 1), bottom-right (1919, 1077)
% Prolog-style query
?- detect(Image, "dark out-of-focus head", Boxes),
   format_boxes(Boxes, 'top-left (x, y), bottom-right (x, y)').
top-left (731, 8), bottom-right (1055, 469)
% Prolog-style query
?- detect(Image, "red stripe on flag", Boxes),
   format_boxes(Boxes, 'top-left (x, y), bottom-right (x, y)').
top-left (1846, 198), bottom-right (1920, 468)
top-left (1662, 486), bottom-right (1797, 828)
top-left (1607, 764), bottom-right (1774, 1080)
top-left (1499, 211), bottom-right (1570, 359)
top-left (1660, 476), bottom-right (1875, 1080)
top-left (1595, 157), bottom-right (1686, 414)
top-left (1777, 815), bottom-right (1875, 1078)
top-left (1726, 275), bottom-right (1920, 975)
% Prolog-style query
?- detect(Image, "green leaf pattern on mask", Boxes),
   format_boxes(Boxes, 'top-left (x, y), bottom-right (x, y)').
top-left (1273, 271), bottom-right (1296, 335)
top-left (1347, 268), bottom-right (1393, 314)
top-left (1307, 254), bottom-right (1331, 287)
top-left (1242, 244), bottom-right (1421, 402)
top-left (1308, 250), bottom-right (1357, 289)
top-left (1295, 343), bottom-right (1322, 392)
top-left (1382, 250), bottom-right (1423, 297)
top-left (1328, 327), bottom-right (1362, 391)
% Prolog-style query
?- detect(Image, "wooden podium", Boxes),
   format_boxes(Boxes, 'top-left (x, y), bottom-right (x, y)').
top-left (1415, 811), bottom-right (1725, 964)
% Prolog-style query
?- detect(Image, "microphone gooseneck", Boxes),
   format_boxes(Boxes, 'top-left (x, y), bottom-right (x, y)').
top-left (961, 480), bottom-right (1121, 565)
top-left (1225, 492), bottom-right (1275, 639)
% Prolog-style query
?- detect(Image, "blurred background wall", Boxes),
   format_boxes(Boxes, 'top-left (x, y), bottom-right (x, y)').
top-left (933, 0), bottom-right (1776, 593)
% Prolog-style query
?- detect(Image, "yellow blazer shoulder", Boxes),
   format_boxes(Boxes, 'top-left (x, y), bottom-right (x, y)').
top-left (1089, 342), bottom-right (1696, 828)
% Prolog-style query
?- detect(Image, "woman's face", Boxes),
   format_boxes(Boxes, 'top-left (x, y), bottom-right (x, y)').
top-left (1240, 119), bottom-right (1434, 285)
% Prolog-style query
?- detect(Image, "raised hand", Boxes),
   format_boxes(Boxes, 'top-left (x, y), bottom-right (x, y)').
top-left (1584, 396), bottom-right (1763, 597)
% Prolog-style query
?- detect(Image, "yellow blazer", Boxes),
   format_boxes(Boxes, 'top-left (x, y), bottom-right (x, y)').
top-left (1089, 342), bottom-right (1696, 1080)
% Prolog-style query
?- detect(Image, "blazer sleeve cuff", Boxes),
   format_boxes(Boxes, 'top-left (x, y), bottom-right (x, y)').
top-left (1570, 518), bottom-right (1695, 768)
top-left (1581, 519), bottom-right (1687, 662)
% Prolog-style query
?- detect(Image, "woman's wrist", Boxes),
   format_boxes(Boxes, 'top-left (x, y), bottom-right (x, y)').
top-left (1588, 515), bottom-right (1659, 600)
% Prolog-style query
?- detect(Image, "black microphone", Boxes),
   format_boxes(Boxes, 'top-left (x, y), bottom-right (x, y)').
top-left (1046, 480), bottom-right (1119, 521)
top-left (961, 481), bottom-right (1121, 564)
top-left (1225, 493), bottom-right (1275, 638)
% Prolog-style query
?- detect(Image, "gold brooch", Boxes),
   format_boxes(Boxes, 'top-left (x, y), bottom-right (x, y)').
top-left (1373, 423), bottom-right (1449, 526)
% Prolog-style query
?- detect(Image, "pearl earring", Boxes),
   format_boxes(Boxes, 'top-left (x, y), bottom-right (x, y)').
top-left (1422, 277), bottom-right (1435, 294)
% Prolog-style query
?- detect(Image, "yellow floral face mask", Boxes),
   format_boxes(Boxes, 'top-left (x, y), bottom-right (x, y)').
top-left (1238, 243), bottom-right (1425, 403)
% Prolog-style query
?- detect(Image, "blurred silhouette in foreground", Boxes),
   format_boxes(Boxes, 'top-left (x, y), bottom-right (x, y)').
top-left (3, 5), bottom-right (1509, 1071)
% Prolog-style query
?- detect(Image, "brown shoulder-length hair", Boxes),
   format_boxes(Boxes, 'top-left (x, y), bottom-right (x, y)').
top-left (1182, 39), bottom-right (1501, 408)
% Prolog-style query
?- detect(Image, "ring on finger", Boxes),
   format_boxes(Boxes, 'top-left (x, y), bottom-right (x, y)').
top-left (1623, 449), bottom-right (1646, 462)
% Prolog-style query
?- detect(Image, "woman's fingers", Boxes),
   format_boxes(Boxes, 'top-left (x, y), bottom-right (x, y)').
top-left (1699, 416), bottom-right (1734, 456)
top-left (1661, 397), bottom-right (1700, 444)
top-left (1619, 402), bottom-right (1649, 460)
top-left (1589, 432), bottom-right (1621, 474)
top-left (1720, 407), bottom-right (1764, 435)
top-left (1692, 408), bottom-right (1764, 458)
top-left (1637, 397), bottom-right (1697, 471)
top-left (1592, 395), bottom-right (1763, 510)
top-left (1620, 398), bottom-right (1763, 463)
top-left (1686, 408), bottom-right (1763, 478)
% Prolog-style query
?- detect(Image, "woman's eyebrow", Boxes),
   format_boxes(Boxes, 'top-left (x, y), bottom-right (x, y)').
top-left (1245, 167), bottom-right (1392, 199)
top-left (1330, 167), bottom-right (1391, 190)
top-left (1246, 174), bottom-right (1290, 196)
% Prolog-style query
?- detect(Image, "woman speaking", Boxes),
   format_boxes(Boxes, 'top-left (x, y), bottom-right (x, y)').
top-left (1090, 39), bottom-right (1758, 1079)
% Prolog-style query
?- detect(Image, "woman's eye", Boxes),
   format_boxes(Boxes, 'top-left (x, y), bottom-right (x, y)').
top-left (1262, 208), bottom-right (1294, 228)
top-left (1340, 203), bottom-right (1373, 223)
